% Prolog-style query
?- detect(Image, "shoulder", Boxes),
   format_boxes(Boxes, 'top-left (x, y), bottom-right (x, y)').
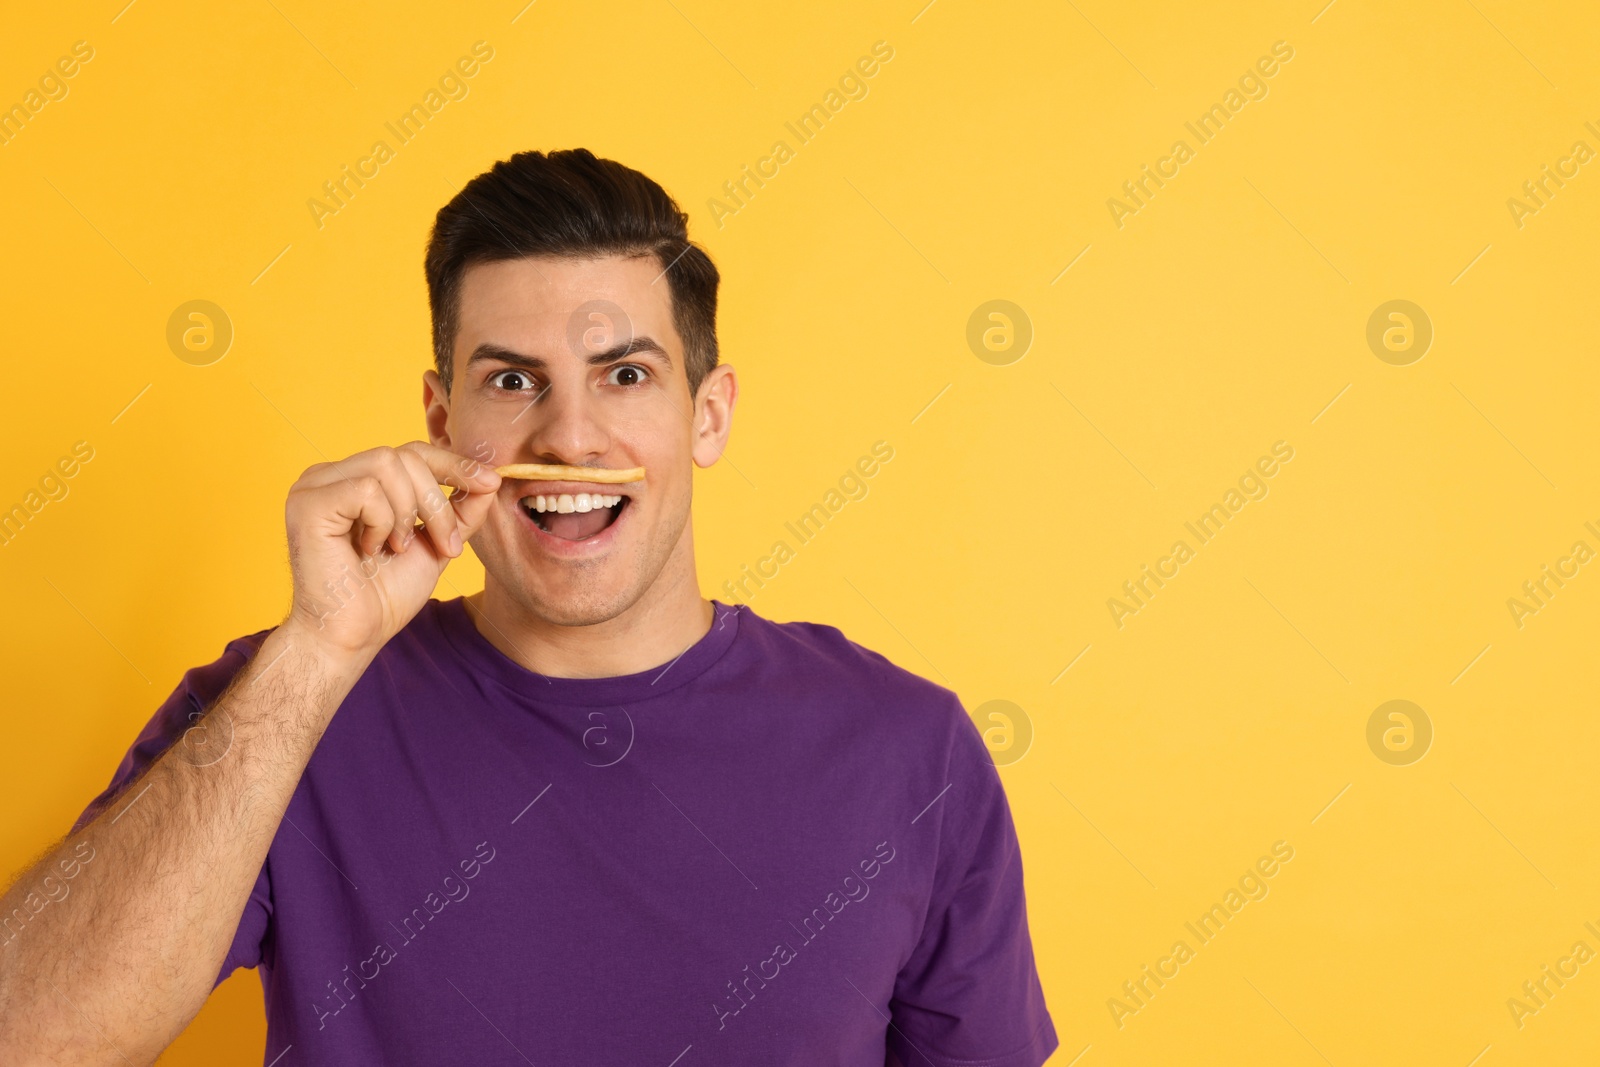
top-left (736, 608), bottom-right (1005, 862)
top-left (70, 622), bottom-right (276, 832)
top-left (732, 605), bottom-right (972, 734)
top-left (735, 607), bottom-right (946, 688)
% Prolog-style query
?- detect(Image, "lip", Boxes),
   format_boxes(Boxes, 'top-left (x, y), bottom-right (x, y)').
top-left (505, 481), bottom-right (635, 558)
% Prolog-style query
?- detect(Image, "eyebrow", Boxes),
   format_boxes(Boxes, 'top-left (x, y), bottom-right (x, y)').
top-left (465, 336), bottom-right (674, 373)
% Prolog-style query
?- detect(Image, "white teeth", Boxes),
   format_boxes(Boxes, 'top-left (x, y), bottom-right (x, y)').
top-left (523, 493), bottom-right (623, 513)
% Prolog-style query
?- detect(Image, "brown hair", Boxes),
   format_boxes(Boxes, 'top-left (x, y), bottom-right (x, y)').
top-left (424, 148), bottom-right (720, 395)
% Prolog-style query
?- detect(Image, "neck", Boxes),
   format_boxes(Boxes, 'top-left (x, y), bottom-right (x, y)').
top-left (464, 542), bottom-right (712, 680)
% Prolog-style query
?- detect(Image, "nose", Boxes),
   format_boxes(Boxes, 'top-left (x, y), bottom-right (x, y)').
top-left (518, 376), bottom-right (612, 466)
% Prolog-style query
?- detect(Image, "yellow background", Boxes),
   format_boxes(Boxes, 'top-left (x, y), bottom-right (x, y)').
top-left (3, 0), bottom-right (1598, 1063)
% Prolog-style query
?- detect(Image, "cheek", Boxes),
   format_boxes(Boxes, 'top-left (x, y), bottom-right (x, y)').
top-left (459, 417), bottom-right (529, 468)
top-left (610, 417), bottom-right (684, 477)
top-left (448, 405), bottom-right (518, 463)
top-left (613, 449), bottom-right (686, 536)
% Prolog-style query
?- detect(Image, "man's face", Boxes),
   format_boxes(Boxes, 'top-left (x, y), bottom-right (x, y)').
top-left (425, 254), bottom-right (732, 627)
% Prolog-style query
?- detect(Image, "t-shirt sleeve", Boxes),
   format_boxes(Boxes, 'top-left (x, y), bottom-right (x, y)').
top-left (888, 700), bottom-right (1058, 1067)
top-left (70, 628), bottom-right (277, 988)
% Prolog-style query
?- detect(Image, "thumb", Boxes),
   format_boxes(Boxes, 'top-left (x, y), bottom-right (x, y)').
top-left (452, 486), bottom-right (498, 541)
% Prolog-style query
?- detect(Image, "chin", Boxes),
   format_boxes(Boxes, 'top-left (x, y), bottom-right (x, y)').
top-left (522, 579), bottom-right (640, 628)
top-left (483, 543), bottom-right (651, 628)
top-left (472, 488), bottom-right (690, 628)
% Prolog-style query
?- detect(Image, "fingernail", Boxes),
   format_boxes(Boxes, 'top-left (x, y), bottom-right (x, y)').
top-left (450, 530), bottom-right (463, 555)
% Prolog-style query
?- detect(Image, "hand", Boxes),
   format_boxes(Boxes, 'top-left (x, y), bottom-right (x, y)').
top-left (280, 442), bottom-right (501, 660)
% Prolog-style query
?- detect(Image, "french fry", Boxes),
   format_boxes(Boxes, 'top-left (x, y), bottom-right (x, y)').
top-left (493, 463), bottom-right (646, 484)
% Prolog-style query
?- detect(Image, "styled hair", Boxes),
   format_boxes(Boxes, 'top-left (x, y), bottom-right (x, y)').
top-left (424, 148), bottom-right (720, 395)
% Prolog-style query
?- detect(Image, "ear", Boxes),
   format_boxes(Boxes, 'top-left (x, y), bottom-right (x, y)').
top-left (423, 369), bottom-right (452, 449)
top-left (690, 364), bottom-right (737, 469)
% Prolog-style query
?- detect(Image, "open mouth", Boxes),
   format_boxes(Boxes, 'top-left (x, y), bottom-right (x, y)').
top-left (519, 492), bottom-right (629, 541)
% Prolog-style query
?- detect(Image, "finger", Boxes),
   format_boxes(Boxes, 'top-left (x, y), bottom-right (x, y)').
top-left (451, 484), bottom-right (498, 543)
top-left (397, 440), bottom-right (502, 496)
top-left (352, 478), bottom-right (399, 560)
top-left (296, 444), bottom-right (500, 499)
top-left (398, 448), bottom-right (461, 557)
top-left (293, 452), bottom-right (381, 493)
top-left (294, 476), bottom-right (396, 560)
top-left (354, 449), bottom-right (421, 556)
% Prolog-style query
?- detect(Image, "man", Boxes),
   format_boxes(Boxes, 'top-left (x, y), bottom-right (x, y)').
top-left (0, 149), bottom-right (1057, 1065)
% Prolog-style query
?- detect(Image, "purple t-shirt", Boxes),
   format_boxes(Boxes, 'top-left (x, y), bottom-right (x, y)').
top-left (75, 597), bottom-right (1056, 1066)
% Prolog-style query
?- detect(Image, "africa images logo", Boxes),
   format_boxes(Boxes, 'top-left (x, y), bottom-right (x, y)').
top-left (711, 841), bottom-right (896, 1031)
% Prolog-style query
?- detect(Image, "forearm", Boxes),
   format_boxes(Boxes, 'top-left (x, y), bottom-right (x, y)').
top-left (0, 624), bottom-right (371, 1064)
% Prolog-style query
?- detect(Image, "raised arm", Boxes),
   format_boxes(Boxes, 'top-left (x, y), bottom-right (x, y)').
top-left (0, 443), bottom-right (500, 1064)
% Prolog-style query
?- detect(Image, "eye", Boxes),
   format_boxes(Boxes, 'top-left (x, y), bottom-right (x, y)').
top-left (489, 370), bottom-right (537, 392)
top-left (606, 364), bottom-right (650, 388)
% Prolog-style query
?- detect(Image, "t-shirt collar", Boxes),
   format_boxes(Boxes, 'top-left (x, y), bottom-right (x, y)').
top-left (434, 595), bottom-right (744, 706)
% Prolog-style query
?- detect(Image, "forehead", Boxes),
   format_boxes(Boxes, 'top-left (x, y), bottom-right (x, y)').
top-left (455, 254), bottom-right (678, 353)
